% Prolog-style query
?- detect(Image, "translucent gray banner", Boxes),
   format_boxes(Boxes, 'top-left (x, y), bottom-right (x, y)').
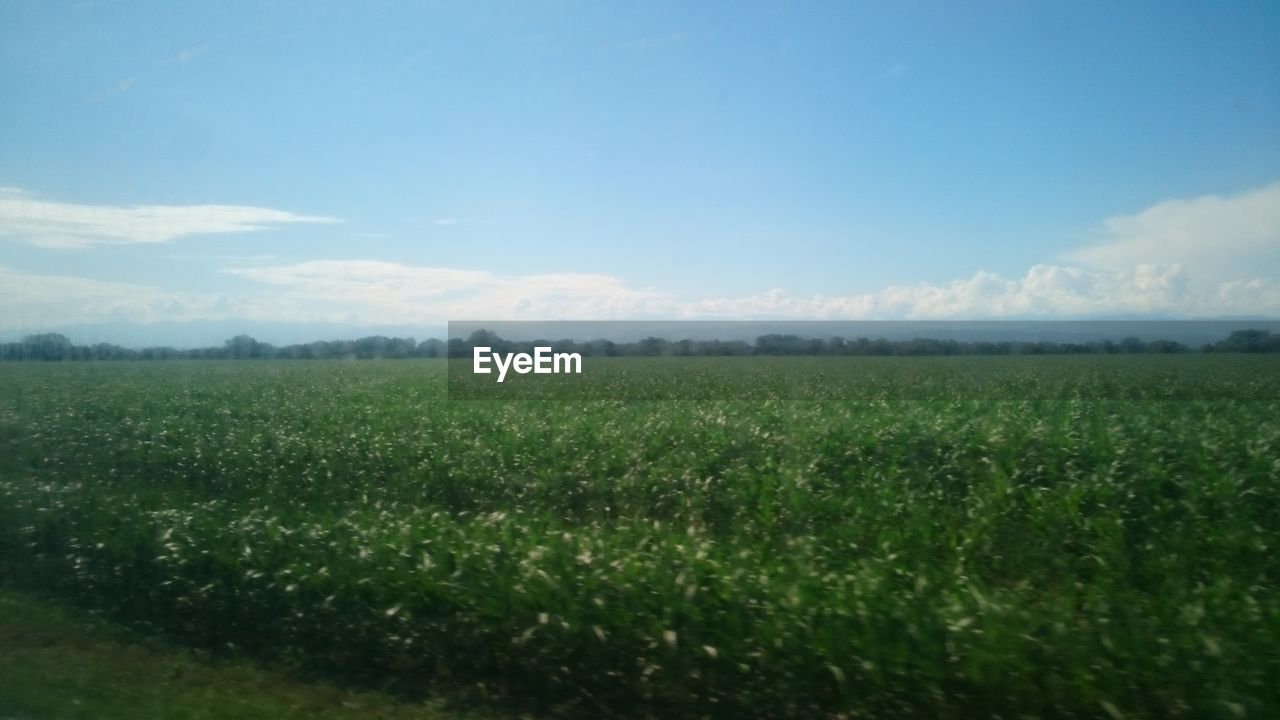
top-left (446, 321), bottom-right (1280, 401)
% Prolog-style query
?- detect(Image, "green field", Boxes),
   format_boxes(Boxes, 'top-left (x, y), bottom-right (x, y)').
top-left (2, 357), bottom-right (1278, 718)
top-left (0, 588), bottom-right (482, 720)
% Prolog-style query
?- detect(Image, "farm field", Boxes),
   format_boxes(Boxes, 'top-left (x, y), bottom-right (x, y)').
top-left (0, 587), bottom-right (483, 720)
top-left (1, 357), bottom-right (1278, 718)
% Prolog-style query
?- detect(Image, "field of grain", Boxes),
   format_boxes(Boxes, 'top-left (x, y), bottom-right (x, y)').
top-left (1, 357), bottom-right (1277, 718)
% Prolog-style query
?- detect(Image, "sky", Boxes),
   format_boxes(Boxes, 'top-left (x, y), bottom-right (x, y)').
top-left (1, 1), bottom-right (1278, 345)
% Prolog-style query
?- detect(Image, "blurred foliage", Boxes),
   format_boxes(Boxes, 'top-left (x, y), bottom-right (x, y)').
top-left (1, 358), bottom-right (1277, 718)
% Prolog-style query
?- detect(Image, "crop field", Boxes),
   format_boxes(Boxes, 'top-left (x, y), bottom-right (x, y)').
top-left (1, 357), bottom-right (1278, 718)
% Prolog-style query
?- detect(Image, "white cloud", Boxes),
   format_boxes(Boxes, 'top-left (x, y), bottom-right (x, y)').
top-left (432, 218), bottom-right (458, 226)
top-left (172, 43), bottom-right (208, 64)
top-left (1066, 181), bottom-right (1280, 282)
top-left (2, 258), bottom-right (1276, 333)
top-left (222, 260), bottom-right (669, 324)
top-left (0, 188), bottom-right (337, 248)
top-left (86, 77), bottom-right (135, 104)
top-left (0, 265), bottom-right (228, 329)
top-left (2, 182), bottom-right (1277, 331)
top-left (681, 264), bottom-right (1275, 319)
top-left (166, 254), bottom-right (279, 263)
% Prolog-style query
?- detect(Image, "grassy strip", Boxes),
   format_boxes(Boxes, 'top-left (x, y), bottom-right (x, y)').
top-left (0, 589), bottom-right (489, 720)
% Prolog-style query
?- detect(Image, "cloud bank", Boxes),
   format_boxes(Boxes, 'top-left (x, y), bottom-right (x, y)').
top-left (1, 181), bottom-right (1277, 333)
top-left (3, 259), bottom-right (1276, 333)
top-left (1066, 181), bottom-right (1280, 282)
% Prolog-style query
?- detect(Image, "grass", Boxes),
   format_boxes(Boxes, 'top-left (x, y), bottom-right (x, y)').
top-left (0, 588), bottom-right (489, 720)
top-left (1, 356), bottom-right (1278, 718)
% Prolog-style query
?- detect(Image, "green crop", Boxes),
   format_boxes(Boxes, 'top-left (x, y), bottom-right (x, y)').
top-left (1, 356), bottom-right (1277, 718)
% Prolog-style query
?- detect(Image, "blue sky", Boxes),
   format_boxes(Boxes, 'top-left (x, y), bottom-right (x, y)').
top-left (2, 1), bottom-right (1278, 344)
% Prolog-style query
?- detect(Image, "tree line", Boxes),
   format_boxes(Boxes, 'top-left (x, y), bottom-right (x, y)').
top-left (0, 333), bottom-right (445, 361)
top-left (3, 328), bottom-right (1277, 361)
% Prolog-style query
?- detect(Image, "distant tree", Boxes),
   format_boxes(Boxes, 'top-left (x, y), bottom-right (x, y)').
top-left (91, 342), bottom-right (129, 361)
top-left (867, 338), bottom-right (893, 356)
top-left (1119, 337), bottom-right (1146, 354)
top-left (635, 337), bottom-right (668, 356)
top-left (21, 333), bottom-right (75, 360)
top-left (581, 339), bottom-right (618, 357)
top-left (756, 334), bottom-right (810, 355)
top-left (225, 335), bottom-right (266, 359)
top-left (1207, 329), bottom-right (1280, 353)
